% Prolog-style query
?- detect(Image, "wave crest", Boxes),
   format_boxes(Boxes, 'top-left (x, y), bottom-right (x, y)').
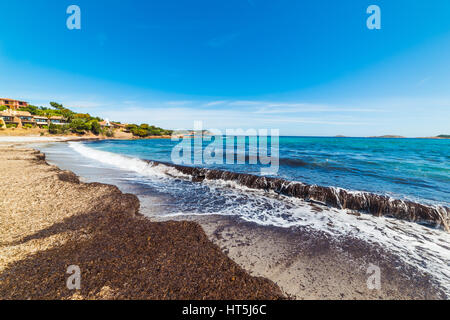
top-left (69, 142), bottom-right (450, 230)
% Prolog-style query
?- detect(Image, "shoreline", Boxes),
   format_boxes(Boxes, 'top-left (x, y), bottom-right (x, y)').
top-left (0, 146), bottom-right (284, 300)
top-left (141, 159), bottom-right (450, 231)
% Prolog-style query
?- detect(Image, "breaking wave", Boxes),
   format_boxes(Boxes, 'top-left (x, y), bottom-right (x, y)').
top-left (69, 141), bottom-right (449, 230)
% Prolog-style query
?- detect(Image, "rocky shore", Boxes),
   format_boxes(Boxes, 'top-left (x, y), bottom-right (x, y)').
top-left (0, 146), bottom-right (284, 300)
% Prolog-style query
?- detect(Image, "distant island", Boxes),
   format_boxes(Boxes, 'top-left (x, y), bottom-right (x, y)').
top-left (368, 135), bottom-right (406, 138)
top-left (369, 135), bottom-right (450, 139)
top-left (417, 134), bottom-right (450, 139)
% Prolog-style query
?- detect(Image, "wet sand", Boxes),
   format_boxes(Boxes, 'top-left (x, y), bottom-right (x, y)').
top-left (158, 215), bottom-right (448, 300)
top-left (0, 146), bottom-right (283, 300)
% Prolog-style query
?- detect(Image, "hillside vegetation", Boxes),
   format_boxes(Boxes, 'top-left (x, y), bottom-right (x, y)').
top-left (2, 102), bottom-right (172, 138)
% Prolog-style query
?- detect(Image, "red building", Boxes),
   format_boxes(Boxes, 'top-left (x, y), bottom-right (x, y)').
top-left (0, 98), bottom-right (29, 110)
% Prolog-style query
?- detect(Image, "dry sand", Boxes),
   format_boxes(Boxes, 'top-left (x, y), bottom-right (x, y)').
top-left (0, 146), bottom-right (283, 300)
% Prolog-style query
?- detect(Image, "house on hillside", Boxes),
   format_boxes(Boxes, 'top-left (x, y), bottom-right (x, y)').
top-left (33, 115), bottom-right (50, 127)
top-left (15, 111), bottom-right (35, 127)
top-left (111, 122), bottom-right (126, 130)
top-left (100, 119), bottom-right (126, 130)
top-left (0, 98), bottom-right (28, 110)
top-left (99, 119), bottom-right (111, 128)
top-left (0, 110), bottom-right (22, 128)
top-left (0, 110), bottom-right (39, 128)
top-left (49, 116), bottom-right (67, 125)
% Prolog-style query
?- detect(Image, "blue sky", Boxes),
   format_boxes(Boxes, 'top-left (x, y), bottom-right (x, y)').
top-left (0, 0), bottom-right (449, 136)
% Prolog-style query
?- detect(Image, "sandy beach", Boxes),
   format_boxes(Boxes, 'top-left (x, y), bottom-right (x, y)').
top-left (0, 145), bottom-right (283, 300)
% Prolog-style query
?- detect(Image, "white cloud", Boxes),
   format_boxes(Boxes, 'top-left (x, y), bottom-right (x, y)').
top-left (99, 106), bottom-right (369, 130)
top-left (228, 100), bottom-right (262, 106)
top-left (203, 100), bottom-right (228, 107)
top-left (165, 100), bottom-right (193, 106)
top-left (252, 102), bottom-right (385, 114)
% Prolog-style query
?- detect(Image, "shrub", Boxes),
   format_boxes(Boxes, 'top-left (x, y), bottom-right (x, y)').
top-left (48, 123), bottom-right (70, 135)
top-left (74, 113), bottom-right (91, 119)
top-left (23, 123), bottom-right (33, 129)
top-left (69, 119), bottom-right (90, 134)
top-left (48, 123), bottom-right (58, 134)
top-left (105, 129), bottom-right (114, 138)
top-left (127, 123), bottom-right (173, 137)
top-left (133, 128), bottom-right (149, 137)
top-left (89, 120), bottom-right (101, 135)
top-left (60, 124), bottom-right (70, 134)
top-left (126, 124), bottom-right (138, 132)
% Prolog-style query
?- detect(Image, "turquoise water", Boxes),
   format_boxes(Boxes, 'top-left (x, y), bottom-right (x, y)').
top-left (81, 137), bottom-right (450, 206)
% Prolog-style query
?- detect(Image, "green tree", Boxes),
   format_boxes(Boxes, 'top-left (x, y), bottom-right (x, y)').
top-left (126, 124), bottom-right (138, 131)
top-left (90, 120), bottom-right (101, 135)
top-left (69, 119), bottom-right (90, 134)
top-left (133, 128), bottom-right (148, 137)
top-left (50, 102), bottom-right (64, 110)
top-left (74, 113), bottom-right (91, 119)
